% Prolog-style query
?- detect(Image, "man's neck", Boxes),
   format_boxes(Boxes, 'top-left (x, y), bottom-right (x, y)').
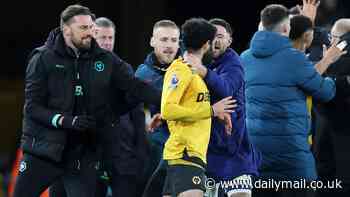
top-left (182, 50), bottom-right (204, 70)
top-left (292, 40), bottom-right (306, 52)
top-left (270, 29), bottom-right (288, 38)
top-left (184, 50), bottom-right (203, 60)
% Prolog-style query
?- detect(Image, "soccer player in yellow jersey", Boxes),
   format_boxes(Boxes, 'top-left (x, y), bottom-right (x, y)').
top-left (161, 18), bottom-right (235, 197)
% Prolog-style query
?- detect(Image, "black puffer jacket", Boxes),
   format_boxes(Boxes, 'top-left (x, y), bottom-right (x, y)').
top-left (314, 32), bottom-right (350, 183)
top-left (21, 28), bottom-right (160, 162)
top-left (318, 33), bottom-right (350, 130)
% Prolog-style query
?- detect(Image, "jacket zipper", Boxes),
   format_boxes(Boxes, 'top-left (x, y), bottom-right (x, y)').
top-left (32, 137), bottom-right (36, 147)
top-left (72, 53), bottom-right (79, 114)
top-left (75, 53), bottom-right (80, 80)
top-left (76, 160), bottom-right (81, 170)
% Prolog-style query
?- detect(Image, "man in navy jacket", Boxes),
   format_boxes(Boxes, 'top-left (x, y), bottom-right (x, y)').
top-left (187, 18), bottom-right (260, 197)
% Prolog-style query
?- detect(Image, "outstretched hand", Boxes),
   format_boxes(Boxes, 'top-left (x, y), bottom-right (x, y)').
top-left (146, 113), bottom-right (162, 133)
top-left (212, 96), bottom-right (237, 117)
top-left (183, 53), bottom-right (208, 78)
top-left (300, 0), bottom-right (320, 24)
top-left (323, 41), bottom-right (348, 65)
top-left (212, 96), bottom-right (237, 135)
top-left (218, 113), bottom-right (233, 135)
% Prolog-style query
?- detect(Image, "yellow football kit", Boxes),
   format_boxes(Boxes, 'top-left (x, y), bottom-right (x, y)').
top-left (161, 58), bottom-right (212, 166)
top-left (307, 96), bottom-right (313, 145)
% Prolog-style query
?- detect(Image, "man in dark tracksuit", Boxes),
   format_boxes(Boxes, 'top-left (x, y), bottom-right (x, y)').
top-left (99, 98), bottom-right (149, 197)
top-left (13, 5), bottom-right (160, 197)
top-left (49, 17), bottom-right (150, 197)
top-left (97, 44), bottom-right (149, 197)
top-left (92, 17), bottom-right (150, 197)
top-left (134, 20), bottom-right (180, 197)
top-left (135, 52), bottom-right (170, 197)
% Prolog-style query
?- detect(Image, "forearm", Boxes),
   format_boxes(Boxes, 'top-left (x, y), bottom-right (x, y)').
top-left (25, 100), bottom-right (62, 128)
top-left (314, 58), bottom-right (332, 75)
top-left (113, 62), bottom-right (161, 106)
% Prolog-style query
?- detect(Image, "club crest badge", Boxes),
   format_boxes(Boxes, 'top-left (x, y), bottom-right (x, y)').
top-left (19, 161), bottom-right (27, 172)
top-left (169, 73), bottom-right (179, 89)
top-left (192, 176), bottom-right (201, 185)
top-left (94, 61), bottom-right (105, 72)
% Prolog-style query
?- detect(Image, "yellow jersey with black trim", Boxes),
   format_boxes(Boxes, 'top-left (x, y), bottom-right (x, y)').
top-left (161, 58), bottom-right (212, 164)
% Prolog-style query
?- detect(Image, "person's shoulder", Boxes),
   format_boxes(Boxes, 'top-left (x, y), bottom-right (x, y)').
top-left (164, 59), bottom-right (191, 81)
top-left (280, 48), bottom-right (313, 70)
top-left (224, 49), bottom-right (242, 64)
top-left (100, 50), bottom-right (125, 66)
top-left (27, 45), bottom-right (57, 67)
top-left (102, 49), bottom-right (121, 59)
top-left (28, 45), bottom-right (46, 58)
top-left (135, 63), bottom-right (151, 77)
top-left (227, 48), bottom-right (240, 57)
top-left (168, 58), bottom-right (191, 73)
top-left (135, 63), bottom-right (146, 71)
top-left (25, 45), bottom-right (54, 72)
top-left (284, 48), bottom-right (309, 63)
top-left (136, 63), bottom-right (153, 73)
top-left (239, 49), bottom-right (252, 59)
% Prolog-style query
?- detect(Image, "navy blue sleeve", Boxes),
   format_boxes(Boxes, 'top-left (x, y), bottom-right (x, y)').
top-left (111, 54), bottom-right (161, 106)
top-left (134, 64), bottom-right (162, 115)
top-left (204, 59), bottom-right (244, 99)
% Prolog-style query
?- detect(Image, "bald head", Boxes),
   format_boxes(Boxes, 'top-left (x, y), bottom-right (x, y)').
top-left (331, 18), bottom-right (350, 43)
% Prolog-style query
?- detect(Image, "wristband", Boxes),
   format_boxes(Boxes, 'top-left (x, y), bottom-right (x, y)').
top-left (51, 114), bottom-right (62, 128)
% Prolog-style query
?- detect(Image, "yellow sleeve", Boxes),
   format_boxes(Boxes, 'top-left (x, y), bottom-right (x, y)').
top-left (161, 66), bottom-right (211, 122)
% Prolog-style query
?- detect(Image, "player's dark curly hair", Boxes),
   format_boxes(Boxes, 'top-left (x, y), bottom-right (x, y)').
top-left (181, 18), bottom-right (217, 51)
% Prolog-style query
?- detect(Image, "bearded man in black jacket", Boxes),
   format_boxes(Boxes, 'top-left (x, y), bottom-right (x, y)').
top-left (13, 4), bottom-right (160, 197)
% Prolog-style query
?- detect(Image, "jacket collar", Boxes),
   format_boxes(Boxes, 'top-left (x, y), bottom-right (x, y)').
top-left (144, 52), bottom-right (169, 73)
top-left (210, 48), bottom-right (235, 69)
top-left (45, 28), bottom-right (104, 59)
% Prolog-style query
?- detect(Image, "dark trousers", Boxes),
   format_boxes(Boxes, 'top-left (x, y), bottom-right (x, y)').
top-left (142, 159), bottom-right (167, 197)
top-left (313, 112), bottom-right (350, 197)
top-left (50, 166), bottom-right (139, 197)
top-left (13, 153), bottom-right (97, 197)
top-left (49, 172), bottom-right (111, 197)
top-left (94, 172), bottom-right (137, 197)
top-left (49, 181), bottom-right (67, 197)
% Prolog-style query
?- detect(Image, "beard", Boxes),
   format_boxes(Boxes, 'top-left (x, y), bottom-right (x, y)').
top-left (202, 45), bottom-right (214, 66)
top-left (71, 35), bottom-right (91, 50)
top-left (213, 43), bottom-right (227, 59)
top-left (160, 53), bottom-right (176, 64)
top-left (212, 39), bottom-right (227, 59)
top-left (156, 50), bottom-right (176, 65)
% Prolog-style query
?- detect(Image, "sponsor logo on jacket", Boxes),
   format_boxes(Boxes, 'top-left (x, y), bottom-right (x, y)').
top-left (196, 92), bottom-right (210, 102)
